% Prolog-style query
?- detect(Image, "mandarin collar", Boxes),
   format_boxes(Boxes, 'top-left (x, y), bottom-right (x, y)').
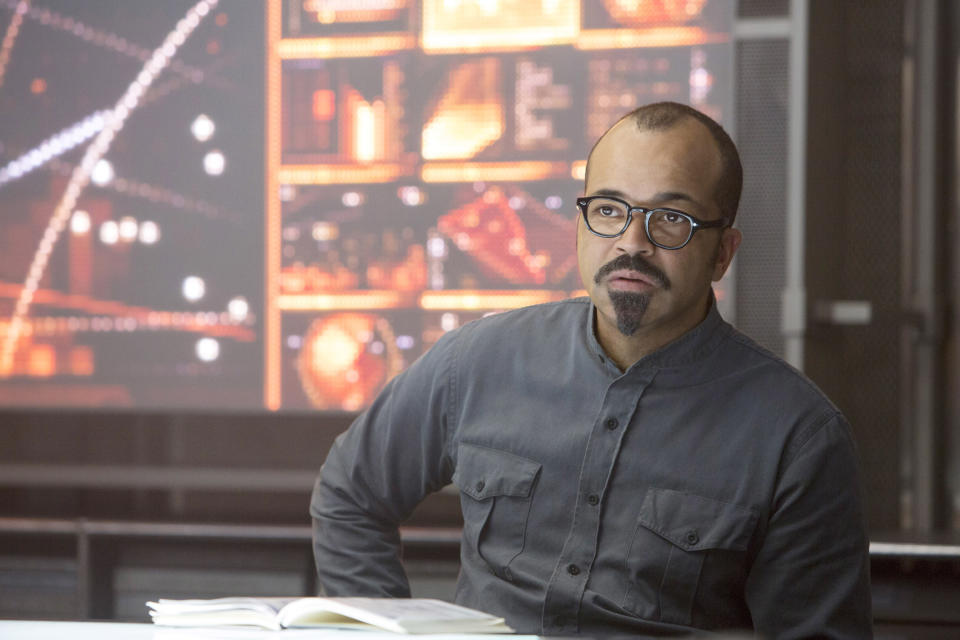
top-left (586, 294), bottom-right (730, 374)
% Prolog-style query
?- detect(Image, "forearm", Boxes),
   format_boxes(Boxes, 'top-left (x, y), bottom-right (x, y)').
top-left (311, 473), bottom-right (411, 596)
top-left (308, 331), bottom-right (458, 596)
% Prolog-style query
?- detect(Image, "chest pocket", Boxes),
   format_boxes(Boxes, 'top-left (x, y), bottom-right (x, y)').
top-left (452, 443), bottom-right (541, 581)
top-left (623, 487), bottom-right (758, 626)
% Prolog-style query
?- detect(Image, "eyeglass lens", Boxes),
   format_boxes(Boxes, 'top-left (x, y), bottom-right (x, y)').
top-left (584, 197), bottom-right (691, 248)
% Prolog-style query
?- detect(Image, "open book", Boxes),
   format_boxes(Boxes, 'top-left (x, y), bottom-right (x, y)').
top-left (147, 597), bottom-right (514, 634)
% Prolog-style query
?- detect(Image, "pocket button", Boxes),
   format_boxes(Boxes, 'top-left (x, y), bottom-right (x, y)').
top-left (475, 480), bottom-right (485, 492)
top-left (685, 530), bottom-right (699, 546)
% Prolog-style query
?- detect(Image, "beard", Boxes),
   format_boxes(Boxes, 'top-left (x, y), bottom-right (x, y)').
top-left (594, 253), bottom-right (671, 337)
top-left (607, 289), bottom-right (650, 336)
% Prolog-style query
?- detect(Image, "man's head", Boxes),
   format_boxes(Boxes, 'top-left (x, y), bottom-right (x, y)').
top-left (577, 102), bottom-right (743, 352)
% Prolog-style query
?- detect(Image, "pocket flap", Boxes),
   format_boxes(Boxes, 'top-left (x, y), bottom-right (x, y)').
top-left (453, 443), bottom-right (541, 500)
top-left (637, 487), bottom-right (757, 552)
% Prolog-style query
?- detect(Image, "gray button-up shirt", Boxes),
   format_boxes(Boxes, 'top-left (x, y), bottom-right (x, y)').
top-left (311, 298), bottom-right (872, 638)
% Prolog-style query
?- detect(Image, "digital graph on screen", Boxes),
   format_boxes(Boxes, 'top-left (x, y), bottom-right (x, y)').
top-left (1, 0), bottom-right (734, 411)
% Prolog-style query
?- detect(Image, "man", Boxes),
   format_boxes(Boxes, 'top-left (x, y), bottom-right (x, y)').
top-left (311, 102), bottom-right (873, 638)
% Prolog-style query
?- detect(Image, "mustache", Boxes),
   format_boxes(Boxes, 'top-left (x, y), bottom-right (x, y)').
top-left (594, 253), bottom-right (671, 290)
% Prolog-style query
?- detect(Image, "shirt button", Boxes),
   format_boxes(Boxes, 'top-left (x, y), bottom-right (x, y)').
top-left (587, 494), bottom-right (600, 506)
top-left (605, 417), bottom-right (619, 430)
top-left (685, 530), bottom-right (699, 546)
top-left (502, 567), bottom-right (513, 582)
top-left (475, 480), bottom-right (485, 492)
top-left (567, 563), bottom-right (580, 575)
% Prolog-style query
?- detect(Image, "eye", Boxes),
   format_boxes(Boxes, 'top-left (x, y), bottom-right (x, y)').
top-left (662, 211), bottom-right (685, 224)
top-left (598, 205), bottom-right (618, 217)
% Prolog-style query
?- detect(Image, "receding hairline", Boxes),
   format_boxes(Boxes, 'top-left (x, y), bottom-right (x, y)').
top-left (584, 102), bottom-right (743, 224)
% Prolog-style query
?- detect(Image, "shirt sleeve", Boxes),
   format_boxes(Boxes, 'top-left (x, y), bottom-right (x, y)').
top-left (309, 329), bottom-right (459, 597)
top-left (745, 412), bottom-right (873, 639)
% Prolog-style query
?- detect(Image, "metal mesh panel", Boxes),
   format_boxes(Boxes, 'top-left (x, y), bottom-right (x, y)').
top-left (738, 0), bottom-right (789, 19)
top-left (733, 39), bottom-right (788, 356)
top-left (836, 0), bottom-right (903, 530)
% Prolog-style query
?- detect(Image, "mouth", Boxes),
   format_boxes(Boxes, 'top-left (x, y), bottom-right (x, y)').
top-left (606, 270), bottom-right (659, 292)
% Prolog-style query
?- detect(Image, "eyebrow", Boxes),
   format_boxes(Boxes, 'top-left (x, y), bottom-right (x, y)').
top-left (590, 188), bottom-right (703, 209)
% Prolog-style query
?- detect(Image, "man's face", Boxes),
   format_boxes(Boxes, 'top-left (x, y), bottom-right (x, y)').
top-left (577, 117), bottom-right (741, 346)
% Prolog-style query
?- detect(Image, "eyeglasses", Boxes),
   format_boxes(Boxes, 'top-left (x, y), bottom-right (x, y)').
top-left (576, 195), bottom-right (730, 250)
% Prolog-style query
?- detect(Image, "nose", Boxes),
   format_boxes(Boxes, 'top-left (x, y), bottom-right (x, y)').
top-left (613, 213), bottom-right (655, 255)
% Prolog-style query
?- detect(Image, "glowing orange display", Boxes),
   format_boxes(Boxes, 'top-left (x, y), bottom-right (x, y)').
top-left (421, 0), bottom-right (579, 52)
top-left (298, 313), bottom-right (403, 411)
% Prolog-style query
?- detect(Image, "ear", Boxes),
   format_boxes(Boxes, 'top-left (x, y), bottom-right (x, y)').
top-left (711, 227), bottom-right (742, 281)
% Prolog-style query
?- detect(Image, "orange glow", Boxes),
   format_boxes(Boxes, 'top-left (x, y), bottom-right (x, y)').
top-left (278, 34), bottom-right (416, 59)
top-left (309, 324), bottom-right (362, 375)
top-left (30, 77), bottom-right (46, 94)
top-left (602, 0), bottom-right (707, 25)
top-left (297, 313), bottom-right (403, 411)
top-left (0, 282), bottom-right (254, 341)
top-left (215, 12), bottom-right (229, 27)
top-left (266, 0), bottom-right (282, 409)
top-left (422, 161), bottom-right (568, 183)
top-left (312, 90), bottom-right (335, 120)
top-left (421, 58), bottom-right (503, 160)
top-left (571, 160), bottom-right (587, 181)
top-left (420, 290), bottom-right (585, 311)
top-left (69, 346), bottom-right (94, 376)
top-left (303, 0), bottom-right (409, 24)
top-left (278, 290), bottom-right (409, 311)
top-left (576, 27), bottom-right (726, 50)
top-left (278, 163), bottom-right (408, 184)
top-left (28, 344), bottom-right (55, 377)
top-left (421, 0), bottom-right (579, 52)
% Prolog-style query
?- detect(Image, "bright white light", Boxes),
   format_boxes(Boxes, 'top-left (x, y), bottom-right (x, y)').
top-left (99, 220), bottom-right (119, 244)
top-left (545, 195), bottom-right (563, 210)
top-left (396, 335), bottom-right (415, 350)
top-left (70, 210), bottom-right (91, 235)
top-left (195, 337), bottom-right (219, 362)
top-left (118, 216), bottom-right (138, 242)
top-left (203, 150), bottom-right (225, 176)
top-left (508, 196), bottom-right (525, 210)
top-left (191, 114), bottom-right (215, 141)
top-left (91, 159), bottom-right (114, 185)
top-left (398, 186), bottom-right (424, 206)
top-left (182, 276), bottom-right (205, 302)
top-left (227, 296), bottom-right (249, 322)
top-left (139, 220), bottom-right (160, 244)
top-left (427, 236), bottom-right (447, 258)
top-left (342, 191), bottom-right (362, 207)
top-left (0, 111), bottom-right (108, 187)
top-left (441, 313), bottom-right (458, 332)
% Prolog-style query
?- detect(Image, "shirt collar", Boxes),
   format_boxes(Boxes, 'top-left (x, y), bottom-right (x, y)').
top-left (586, 293), bottom-right (731, 374)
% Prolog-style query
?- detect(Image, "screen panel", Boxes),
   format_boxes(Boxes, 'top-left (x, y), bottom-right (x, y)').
top-left (0, 0), bottom-right (734, 411)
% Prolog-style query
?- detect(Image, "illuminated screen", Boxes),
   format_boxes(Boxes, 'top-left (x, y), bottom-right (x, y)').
top-left (0, 0), bottom-right (734, 411)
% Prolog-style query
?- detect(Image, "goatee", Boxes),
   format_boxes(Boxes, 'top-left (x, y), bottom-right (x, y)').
top-left (594, 253), bottom-right (670, 337)
top-left (608, 289), bottom-right (650, 336)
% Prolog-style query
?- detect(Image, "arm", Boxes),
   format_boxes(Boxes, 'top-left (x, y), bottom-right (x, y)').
top-left (310, 331), bottom-right (458, 596)
top-left (745, 413), bottom-right (873, 639)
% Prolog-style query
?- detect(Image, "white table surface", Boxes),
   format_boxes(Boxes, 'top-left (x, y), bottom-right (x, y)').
top-left (0, 621), bottom-right (540, 640)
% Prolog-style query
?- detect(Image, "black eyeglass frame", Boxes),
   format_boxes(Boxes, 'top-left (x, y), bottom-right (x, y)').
top-left (576, 195), bottom-right (730, 250)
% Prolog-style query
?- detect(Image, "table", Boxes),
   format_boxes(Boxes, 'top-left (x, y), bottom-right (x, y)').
top-left (0, 621), bottom-right (543, 640)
